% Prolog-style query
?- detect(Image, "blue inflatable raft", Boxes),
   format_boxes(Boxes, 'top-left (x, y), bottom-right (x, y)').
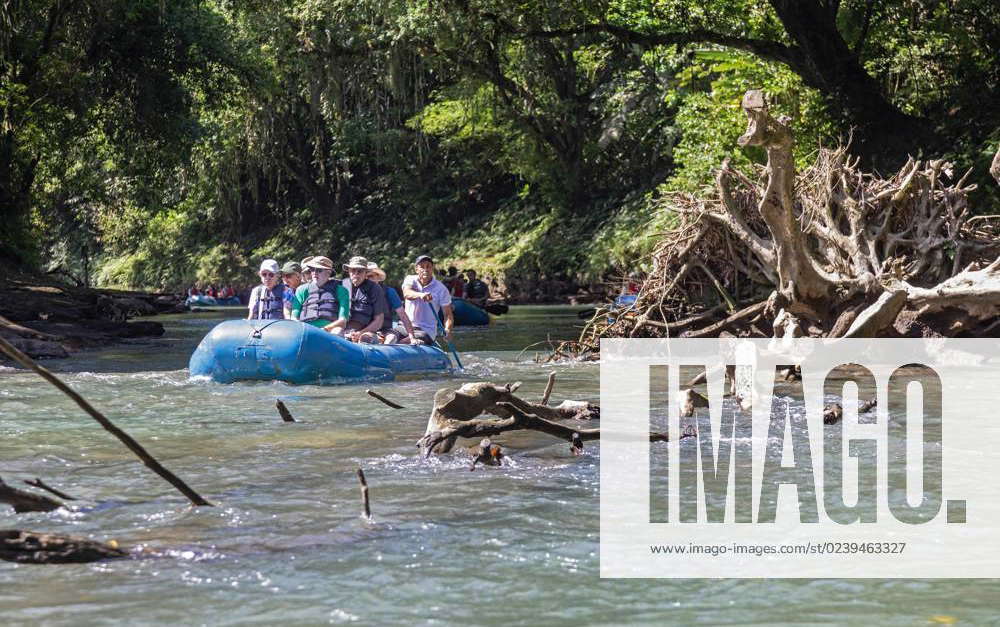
top-left (189, 319), bottom-right (452, 384)
top-left (452, 298), bottom-right (490, 326)
top-left (186, 295), bottom-right (242, 307)
top-left (185, 295), bottom-right (217, 306)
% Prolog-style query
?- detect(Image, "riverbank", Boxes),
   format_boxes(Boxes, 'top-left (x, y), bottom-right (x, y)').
top-left (0, 273), bottom-right (184, 360)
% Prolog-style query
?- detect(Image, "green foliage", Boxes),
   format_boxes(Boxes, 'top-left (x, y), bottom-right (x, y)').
top-left (3, 0), bottom-right (997, 291)
top-left (194, 244), bottom-right (250, 286)
top-left (668, 51), bottom-right (836, 191)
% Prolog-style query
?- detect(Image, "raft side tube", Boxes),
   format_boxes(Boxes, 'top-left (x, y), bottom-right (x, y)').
top-left (188, 319), bottom-right (451, 384)
top-left (452, 298), bottom-right (490, 326)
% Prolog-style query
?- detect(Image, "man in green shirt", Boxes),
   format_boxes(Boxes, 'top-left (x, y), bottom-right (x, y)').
top-left (291, 256), bottom-right (350, 332)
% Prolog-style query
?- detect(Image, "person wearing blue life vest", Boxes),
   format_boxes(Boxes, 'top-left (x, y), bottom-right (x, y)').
top-left (247, 259), bottom-right (287, 320)
top-left (279, 261), bottom-right (303, 319)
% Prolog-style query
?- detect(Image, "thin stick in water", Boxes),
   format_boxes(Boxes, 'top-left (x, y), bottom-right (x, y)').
top-left (24, 478), bottom-right (77, 501)
top-left (541, 372), bottom-right (556, 406)
top-left (366, 389), bottom-right (404, 409)
top-left (275, 400), bottom-right (296, 423)
top-left (356, 468), bottom-right (371, 520)
top-left (0, 335), bottom-right (212, 507)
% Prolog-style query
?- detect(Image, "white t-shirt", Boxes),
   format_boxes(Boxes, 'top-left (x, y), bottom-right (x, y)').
top-left (401, 275), bottom-right (452, 339)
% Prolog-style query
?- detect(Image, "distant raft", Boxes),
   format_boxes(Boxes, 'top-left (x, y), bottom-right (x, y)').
top-left (185, 295), bottom-right (241, 307)
top-left (606, 293), bottom-right (637, 324)
top-left (452, 298), bottom-right (490, 326)
top-left (189, 319), bottom-right (452, 384)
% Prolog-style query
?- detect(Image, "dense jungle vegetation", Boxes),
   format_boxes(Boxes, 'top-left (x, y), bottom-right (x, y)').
top-left (2, 0), bottom-right (998, 292)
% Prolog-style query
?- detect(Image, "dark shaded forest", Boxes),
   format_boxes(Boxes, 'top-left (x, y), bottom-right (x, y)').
top-left (2, 0), bottom-right (998, 295)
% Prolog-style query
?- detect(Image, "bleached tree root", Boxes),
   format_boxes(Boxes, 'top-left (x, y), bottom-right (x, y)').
top-left (418, 401), bottom-right (687, 457)
top-left (422, 382), bottom-right (599, 454)
top-left (576, 92), bottom-right (1000, 348)
top-left (419, 381), bottom-right (687, 457)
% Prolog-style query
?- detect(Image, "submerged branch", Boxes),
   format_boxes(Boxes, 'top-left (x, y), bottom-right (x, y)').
top-left (0, 476), bottom-right (63, 513)
top-left (0, 336), bottom-right (212, 507)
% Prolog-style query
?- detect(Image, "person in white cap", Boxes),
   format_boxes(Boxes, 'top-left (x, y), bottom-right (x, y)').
top-left (291, 256), bottom-right (349, 332)
top-left (247, 259), bottom-right (287, 320)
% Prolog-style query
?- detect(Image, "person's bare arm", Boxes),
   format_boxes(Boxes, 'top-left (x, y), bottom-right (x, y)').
top-left (401, 278), bottom-right (425, 300)
top-left (361, 313), bottom-right (383, 335)
top-left (397, 306), bottom-right (414, 336)
top-left (403, 279), bottom-right (433, 301)
top-left (324, 319), bottom-right (346, 334)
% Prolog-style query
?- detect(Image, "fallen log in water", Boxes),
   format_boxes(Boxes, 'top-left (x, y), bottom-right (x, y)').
top-left (366, 389), bottom-right (405, 409)
top-left (23, 478), bottom-right (76, 502)
top-left (418, 382), bottom-right (693, 458)
top-left (275, 400), bottom-right (296, 423)
top-left (420, 381), bottom-right (600, 454)
top-left (0, 476), bottom-right (63, 513)
top-left (0, 530), bottom-right (128, 564)
top-left (356, 468), bottom-right (372, 521)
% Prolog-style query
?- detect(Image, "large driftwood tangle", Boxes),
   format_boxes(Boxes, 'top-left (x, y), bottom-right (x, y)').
top-left (419, 381), bottom-right (685, 456)
top-left (418, 401), bottom-right (681, 457)
top-left (0, 530), bottom-right (128, 564)
top-left (421, 382), bottom-right (600, 453)
top-left (578, 92), bottom-right (1000, 347)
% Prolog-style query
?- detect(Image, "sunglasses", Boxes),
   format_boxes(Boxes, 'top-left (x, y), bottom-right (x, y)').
top-left (260, 271), bottom-right (275, 278)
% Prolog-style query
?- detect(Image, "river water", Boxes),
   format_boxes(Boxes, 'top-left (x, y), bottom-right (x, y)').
top-left (1, 307), bottom-right (996, 624)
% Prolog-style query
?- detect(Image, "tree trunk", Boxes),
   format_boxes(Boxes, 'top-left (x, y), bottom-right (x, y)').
top-left (768, 0), bottom-right (934, 166)
top-left (736, 90), bottom-right (839, 316)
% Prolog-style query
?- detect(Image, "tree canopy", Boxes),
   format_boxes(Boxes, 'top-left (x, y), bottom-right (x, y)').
top-left (2, 0), bottom-right (997, 290)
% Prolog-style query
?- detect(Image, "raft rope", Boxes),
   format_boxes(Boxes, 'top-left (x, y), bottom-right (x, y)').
top-left (250, 318), bottom-right (286, 339)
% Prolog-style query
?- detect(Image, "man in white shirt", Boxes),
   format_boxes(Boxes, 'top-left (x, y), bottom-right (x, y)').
top-left (401, 255), bottom-right (454, 345)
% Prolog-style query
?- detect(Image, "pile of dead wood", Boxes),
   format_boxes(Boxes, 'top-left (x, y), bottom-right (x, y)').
top-left (578, 90), bottom-right (1000, 349)
top-left (414, 374), bottom-right (696, 465)
top-left (0, 276), bottom-right (180, 359)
